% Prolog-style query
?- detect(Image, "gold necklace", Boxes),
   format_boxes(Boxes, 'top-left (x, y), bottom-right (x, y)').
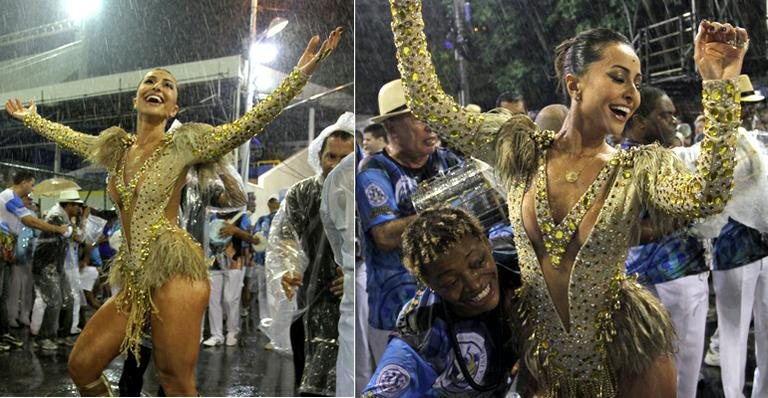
top-left (564, 170), bottom-right (581, 183)
top-left (535, 149), bottom-right (617, 268)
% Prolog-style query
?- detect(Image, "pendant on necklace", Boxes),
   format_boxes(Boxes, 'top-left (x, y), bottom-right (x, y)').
top-left (565, 170), bottom-right (580, 183)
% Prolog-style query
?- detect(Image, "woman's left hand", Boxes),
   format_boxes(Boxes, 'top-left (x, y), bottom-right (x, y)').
top-left (296, 27), bottom-right (343, 75)
top-left (694, 20), bottom-right (748, 80)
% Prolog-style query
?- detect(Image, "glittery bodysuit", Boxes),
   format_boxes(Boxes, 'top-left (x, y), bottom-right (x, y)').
top-left (23, 68), bottom-right (309, 358)
top-left (388, 1), bottom-right (741, 395)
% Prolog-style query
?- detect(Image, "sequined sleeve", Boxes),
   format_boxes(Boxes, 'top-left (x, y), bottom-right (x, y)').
top-left (23, 112), bottom-right (97, 160)
top-left (188, 68), bottom-right (310, 163)
top-left (641, 79), bottom-right (740, 222)
top-left (389, 0), bottom-right (499, 161)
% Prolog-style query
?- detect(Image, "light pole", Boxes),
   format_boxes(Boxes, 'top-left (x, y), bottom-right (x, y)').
top-left (452, 0), bottom-right (470, 106)
top-left (239, 4), bottom-right (289, 184)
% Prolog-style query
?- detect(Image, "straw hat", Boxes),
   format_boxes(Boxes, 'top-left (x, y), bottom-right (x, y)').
top-left (465, 104), bottom-right (482, 113)
top-left (58, 189), bottom-right (83, 204)
top-left (370, 79), bottom-right (412, 123)
top-left (737, 74), bottom-right (765, 103)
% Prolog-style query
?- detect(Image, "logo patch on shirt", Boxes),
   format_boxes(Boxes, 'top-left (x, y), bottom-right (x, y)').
top-left (437, 331), bottom-right (489, 393)
top-left (365, 183), bottom-right (388, 207)
top-left (373, 364), bottom-right (411, 397)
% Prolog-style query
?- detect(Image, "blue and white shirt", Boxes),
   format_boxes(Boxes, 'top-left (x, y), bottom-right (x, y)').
top-left (356, 148), bottom-right (462, 330)
top-left (0, 188), bottom-right (31, 236)
top-left (363, 288), bottom-right (512, 397)
top-left (713, 218), bottom-right (768, 271)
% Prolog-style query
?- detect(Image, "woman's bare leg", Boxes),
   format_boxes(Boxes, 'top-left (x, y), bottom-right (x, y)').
top-left (150, 275), bottom-right (210, 396)
top-left (67, 296), bottom-right (128, 395)
top-left (621, 354), bottom-right (678, 398)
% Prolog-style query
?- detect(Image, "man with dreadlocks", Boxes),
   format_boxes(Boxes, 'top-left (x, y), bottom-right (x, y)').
top-left (363, 207), bottom-right (518, 397)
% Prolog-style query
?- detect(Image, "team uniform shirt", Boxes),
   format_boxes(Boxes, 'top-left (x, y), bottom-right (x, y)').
top-left (356, 148), bottom-right (462, 330)
top-left (0, 188), bottom-right (31, 236)
top-left (363, 288), bottom-right (513, 397)
top-left (713, 218), bottom-right (768, 271)
top-left (208, 213), bottom-right (251, 271)
top-left (252, 212), bottom-right (276, 265)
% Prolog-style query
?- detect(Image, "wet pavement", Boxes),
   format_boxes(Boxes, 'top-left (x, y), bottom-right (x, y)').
top-left (0, 274), bottom-right (759, 397)
top-left (0, 298), bottom-right (296, 397)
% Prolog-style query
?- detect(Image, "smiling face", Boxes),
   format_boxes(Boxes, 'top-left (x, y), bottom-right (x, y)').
top-left (568, 43), bottom-right (642, 138)
top-left (133, 69), bottom-right (180, 119)
top-left (421, 236), bottom-right (500, 317)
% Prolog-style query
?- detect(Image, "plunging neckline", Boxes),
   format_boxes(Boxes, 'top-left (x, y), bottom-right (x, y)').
top-left (114, 135), bottom-right (172, 214)
top-left (520, 149), bottom-right (622, 332)
top-left (535, 149), bottom-right (618, 267)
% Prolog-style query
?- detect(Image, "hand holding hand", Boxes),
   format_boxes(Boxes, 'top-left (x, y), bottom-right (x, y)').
top-left (296, 27), bottom-right (343, 76)
top-left (5, 98), bottom-right (37, 121)
top-left (694, 20), bottom-right (749, 80)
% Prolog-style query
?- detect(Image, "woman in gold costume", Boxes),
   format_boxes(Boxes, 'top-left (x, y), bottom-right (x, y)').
top-left (5, 28), bottom-right (342, 396)
top-left (387, 1), bottom-right (747, 396)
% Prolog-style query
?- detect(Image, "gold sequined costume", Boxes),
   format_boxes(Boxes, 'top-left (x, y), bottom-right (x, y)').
top-left (22, 68), bottom-right (309, 359)
top-left (388, 1), bottom-right (740, 396)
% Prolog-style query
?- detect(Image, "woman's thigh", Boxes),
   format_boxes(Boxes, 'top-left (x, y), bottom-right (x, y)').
top-left (150, 276), bottom-right (210, 379)
top-left (68, 296), bottom-right (128, 383)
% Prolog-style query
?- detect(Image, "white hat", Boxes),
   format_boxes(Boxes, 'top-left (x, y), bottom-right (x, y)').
top-left (58, 189), bottom-right (83, 204)
top-left (308, 112), bottom-right (355, 175)
top-left (465, 104), bottom-right (482, 113)
top-left (370, 79), bottom-right (412, 123)
top-left (737, 74), bottom-right (765, 103)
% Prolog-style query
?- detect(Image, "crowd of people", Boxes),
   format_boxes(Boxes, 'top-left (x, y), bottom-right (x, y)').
top-left (2, 25), bottom-right (351, 397)
top-left (2, 1), bottom-right (768, 397)
top-left (356, 1), bottom-right (763, 397)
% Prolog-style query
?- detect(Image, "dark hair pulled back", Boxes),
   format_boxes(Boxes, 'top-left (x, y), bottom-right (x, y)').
top-left (554, 28), bottom-right (632, 97)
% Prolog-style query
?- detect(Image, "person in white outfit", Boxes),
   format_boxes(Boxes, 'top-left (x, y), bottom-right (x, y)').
top-left (203, 210), bottom-right (253, 347)
top-left (320, 151), bottom-right (355, 396)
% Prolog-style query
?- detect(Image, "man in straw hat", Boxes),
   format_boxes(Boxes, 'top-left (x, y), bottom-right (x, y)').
top-left (29, 189), bottom-right (83, 351)
top-left (355, 79), bottom-right (463, 372)
top-left (705, 73), bottom-right (768, 398)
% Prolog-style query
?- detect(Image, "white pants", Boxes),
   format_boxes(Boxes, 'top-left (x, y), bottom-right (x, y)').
top-left (30, 288), bottom-right (44, 335)
top-left (335, 263), bottom-right (355, 397)
top-left (207, 269), bottom-right (244, 340)
top-left (653, 272), bottom-right (709, 398)
top-left (64, 267), bottom-right (82, 334)
top-left (354, 262), bottom-right (374, 396)
top-left (713, 258), bottom-right (768, 398)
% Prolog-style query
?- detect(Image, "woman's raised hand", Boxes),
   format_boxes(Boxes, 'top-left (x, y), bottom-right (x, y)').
top-left (694, 20), bottom-right (748, 80)
top-left (296, 27), bottom-right (343, 76)
top-left (4, 98), bottom-right (37, 121)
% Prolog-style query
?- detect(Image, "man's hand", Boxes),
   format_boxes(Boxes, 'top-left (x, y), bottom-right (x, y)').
top-left (59, 225), bottom-right (72, 238)
top-left (220, 222), bottom-right (238, 237)
top-left (281, 271), bottom-right (303, 300)
top-left (330, 266), bottom-right (344, 298)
